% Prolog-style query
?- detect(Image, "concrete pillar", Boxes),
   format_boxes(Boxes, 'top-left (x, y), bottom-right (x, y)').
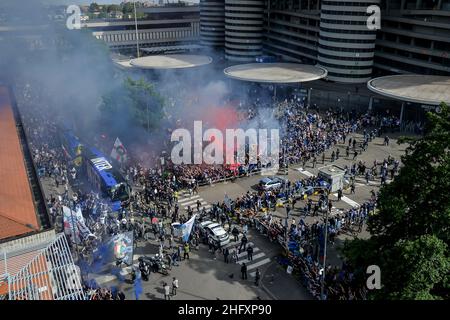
top-left (308, 88), bottom-right (312, 107)
top-left (368, 96), bottom-right (373, 111)
top-left (399, 102), bottom-right (405, 125)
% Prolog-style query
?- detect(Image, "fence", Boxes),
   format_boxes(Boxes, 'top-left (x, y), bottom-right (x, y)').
top-left (4, 233), bottom-right (85, 300)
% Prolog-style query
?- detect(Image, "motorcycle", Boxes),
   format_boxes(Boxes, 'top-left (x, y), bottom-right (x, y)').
top-left (138, 259), bottom-right (150, 281)
top-left (141, 254), bottom-right (169, 276)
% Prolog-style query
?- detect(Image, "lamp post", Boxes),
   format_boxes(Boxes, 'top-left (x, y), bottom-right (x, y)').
top-left (320, 190), bottom-right (330, 300)
top-left (133, 0), bottom-right (140, 58)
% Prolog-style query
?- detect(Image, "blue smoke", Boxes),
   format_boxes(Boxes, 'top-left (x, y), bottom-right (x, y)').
top-left (134, 270), bottom-right (143, 300)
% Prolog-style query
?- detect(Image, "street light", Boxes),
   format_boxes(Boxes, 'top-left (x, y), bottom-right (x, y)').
top-left (320, 190), bottom-right (330, 300)
top-left (133, 0), bottom-right (140, 58)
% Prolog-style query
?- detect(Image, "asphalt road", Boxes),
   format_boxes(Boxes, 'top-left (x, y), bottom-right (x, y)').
top-left (39, 130), bottom-right (410, 300)
top-left (85, 131), bottom-right (409, 300)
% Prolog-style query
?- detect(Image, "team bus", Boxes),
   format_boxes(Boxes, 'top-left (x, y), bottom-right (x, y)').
top-left (60, 129), bottom-right (130, 212)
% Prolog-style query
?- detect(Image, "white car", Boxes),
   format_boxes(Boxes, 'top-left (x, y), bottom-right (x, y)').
top-left (205, 222), bottom-right (230, 247)
top-left (258, 176), bottom-right (288, 191)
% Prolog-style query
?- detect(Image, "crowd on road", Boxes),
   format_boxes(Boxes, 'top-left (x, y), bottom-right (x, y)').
top-left (15, 81), bottom-right (401, 300)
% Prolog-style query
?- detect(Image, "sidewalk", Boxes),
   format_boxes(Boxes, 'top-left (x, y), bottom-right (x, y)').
top-left (260, 261), bottom-right (313, 300)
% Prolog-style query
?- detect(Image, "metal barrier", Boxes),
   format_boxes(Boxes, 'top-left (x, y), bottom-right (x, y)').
top-left (5, 233), bottom-right (85, 300)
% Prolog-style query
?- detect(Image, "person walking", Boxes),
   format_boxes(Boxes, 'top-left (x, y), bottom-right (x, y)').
top-left (163, 282), bottom-right (171, 300)
top-left (350, 182), bottom-right (356, 194)
top-left (231, 226), bottom-right (239, 242)
top-left (239, 234), bottom-right (248, 253)
top-left (337, 189), bottom-right (343, 201)
top-left (166, 253), bottom-right (172, 270)
top-left (172, 277), bottom-right (179, 296)
top-left (353, 150), bottom-right (358, 160)
top-left (232, 248), bottom-right (239, 264)
top-left (177, 245), bottom-right (182, 262)
top-left (241, 263), bottom-right (248, 280)
top-left (183, 242), bottom-right (190, 260)
top-left (254, 268), bottom-right (261, 286)
top-left (224, 247), bottom-right (230, 264)
top-left (246, 245), bottom-right (254, 261)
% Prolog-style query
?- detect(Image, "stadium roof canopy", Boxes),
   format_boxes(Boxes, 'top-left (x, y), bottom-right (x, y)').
top-left (367, 75), bottom-right (450, 106)
top-left (223, 63), bottom-right (327, 84)
top-left (129, 54), bottom-right (213, 70)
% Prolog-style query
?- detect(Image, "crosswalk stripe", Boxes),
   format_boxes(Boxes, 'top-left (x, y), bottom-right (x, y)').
top-left (198, 205), bottom-right (212, 211)
top-left (226, 242), bottom-right (255, 251)
top-left (184, 201), bottom-right (207, 209)
top-left (246, 258), bottom-right (271, 271)
top-left (237, 252), bottom-right (266, 264)
top-left (296, 168), bottom-right (314, 177)
top-left (222, 239), bottom-right (251, 249)
top-left (332, 195), bottom-right (359, 208)
top-left (182, 199), bottom-right (206, 207)
top-left (178, 195), bottom-right (200, 203)
top-left (235, 247), bottom-right (260, 258)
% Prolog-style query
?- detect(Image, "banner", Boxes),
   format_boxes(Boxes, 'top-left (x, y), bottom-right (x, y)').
top-left (101, 232), bottom-right (135, 266)
top-left (224, 194), bottom-right (231, 210)
top-left (110, 137), bottom-right (128, 164)
top-left (181, 214), bottom-right (197, 243)
top-left (62, 205), bottom-right (90, 244)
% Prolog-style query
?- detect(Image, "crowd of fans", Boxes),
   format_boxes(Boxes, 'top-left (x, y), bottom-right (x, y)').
top-left (15, 80), bottom-right (399, 300)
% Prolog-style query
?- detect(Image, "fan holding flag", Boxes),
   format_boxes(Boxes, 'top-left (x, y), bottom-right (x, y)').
top-left (180, 214), bottom-right (197, 243)
top-left (111, 137), bottom-right (128, 164)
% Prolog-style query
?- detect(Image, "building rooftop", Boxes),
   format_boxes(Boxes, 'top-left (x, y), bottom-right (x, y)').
top-left (367, 75), bottom-right (450, 106)
top-left (129, 54), bottom-right (213, 69)
top-left (0, 86), bottom-right (39, 242)
top-left (223, 63), bottom-right (327, 84)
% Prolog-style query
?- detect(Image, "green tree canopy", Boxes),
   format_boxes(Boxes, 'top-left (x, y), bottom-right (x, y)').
top-left (107, 4), bottom-right (121, 13)
top-left (342, 102), bottom-right (450, 300)
top-left (88, 2), bottom-right (99, 13)
top-left (101, 77), bottom-right (165, 132)
top-left (124, 77), bottom-right (165, 132)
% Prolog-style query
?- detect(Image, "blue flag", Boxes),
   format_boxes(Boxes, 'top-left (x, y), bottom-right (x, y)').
top-left (181, 214), bottom-right (197, 242)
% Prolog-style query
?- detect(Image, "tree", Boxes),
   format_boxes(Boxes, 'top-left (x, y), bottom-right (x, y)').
top-left (88, 2), bottom-right (99, 13)
top-left (124, 77), bottom-right (165, 132)
top-left (342, 102), bottom-right (450, 300)
top-left (107, 4), bottom-right (121, 13)
top-left (121, 2), bottom-right (135, 14)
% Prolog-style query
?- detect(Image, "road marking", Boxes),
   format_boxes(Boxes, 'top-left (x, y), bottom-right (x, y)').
top-left (178, 195), bottom-right (200, 203)
top-left (184, 202), bottom-right (208, 210)
top-left (182, 199), bottom-right (206, 207)
top-left (222, 239), bottom-right (253, 249)
top-left (237, 252), bottom-right (266, 264)
top-left (296, 168), bottom-right (314, 177)
top-left (234, 247), bottom-right (260, 257)
top-left (246, 258), bottom-right (271, 271)
top-left (333, 194), bottom-right (359, 208)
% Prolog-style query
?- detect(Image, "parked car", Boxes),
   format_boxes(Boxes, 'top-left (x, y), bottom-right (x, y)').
top-left (198, 220), bottom-right (214, 233)
top-left (292, 185), bottom-right (315, 200)
top-left (258, 176), bottom-right (288, 190)
top-left (205, 222), bottom-right (230, 247)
